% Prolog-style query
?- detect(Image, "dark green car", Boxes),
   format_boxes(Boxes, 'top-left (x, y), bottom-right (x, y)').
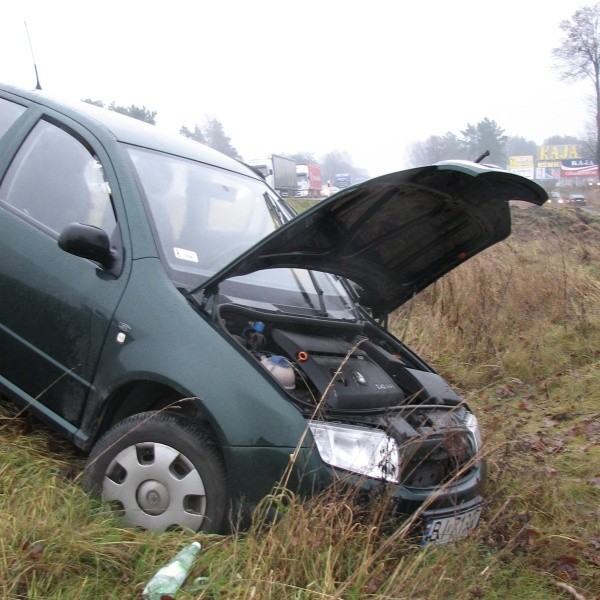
top-left (0, 83), bottom-right (547, 543)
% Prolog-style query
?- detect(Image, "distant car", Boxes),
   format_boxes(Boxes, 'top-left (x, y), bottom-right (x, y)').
top-left (0, 83), bottom-right (548, 541)
top-left (569, 194), bottom-right (586, 206)
top-left (549, 191), bottom-right (564, 204)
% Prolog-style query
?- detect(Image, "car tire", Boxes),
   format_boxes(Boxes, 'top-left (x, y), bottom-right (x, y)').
top-left (83, 411), bottom-right (228, 533)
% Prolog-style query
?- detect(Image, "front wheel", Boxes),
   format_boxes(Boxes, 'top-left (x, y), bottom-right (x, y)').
top-left (83, 412), bottom-right (228, 533)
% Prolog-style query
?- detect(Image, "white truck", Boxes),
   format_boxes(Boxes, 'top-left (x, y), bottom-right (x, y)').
top-left (248, 154), bottom-right (297, 197)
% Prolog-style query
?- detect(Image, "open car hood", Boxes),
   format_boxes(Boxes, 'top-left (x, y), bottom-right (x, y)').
top-left (197, 161), bottom-right (547, 317)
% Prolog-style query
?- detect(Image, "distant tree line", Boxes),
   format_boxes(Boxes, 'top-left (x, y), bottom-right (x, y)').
top-left (180, 118), bottom-right (240, 160)
top-left (83, 99), bottom-right (157, 125)
top-left (407, 118), bottom-right (507, 167)
top-left (82, 98), bottom-right (371, 182)
top-left (405, 118), bottom-right (583, 169)
top-left (81, 97), bottom-right (586, 182)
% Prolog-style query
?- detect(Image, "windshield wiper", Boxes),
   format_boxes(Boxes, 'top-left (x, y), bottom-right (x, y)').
top-left (288, 267), bottom-right (329, 317)
top-left (307, 270), bottom-right (328, 317)
top-left (264, 192), bottom-right (288, 226)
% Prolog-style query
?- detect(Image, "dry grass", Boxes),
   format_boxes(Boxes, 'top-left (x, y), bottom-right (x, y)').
top-left (1, 206), bottom-right (599, 599)
top-left (391, 206), bottom-right (600, 390)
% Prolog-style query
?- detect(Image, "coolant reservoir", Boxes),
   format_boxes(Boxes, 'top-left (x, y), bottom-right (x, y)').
top-left (260, 355), bottom-right (295, 390)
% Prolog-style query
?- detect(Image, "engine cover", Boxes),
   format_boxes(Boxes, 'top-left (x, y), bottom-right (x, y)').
top-left (271, 329), bottom-right (405, 410)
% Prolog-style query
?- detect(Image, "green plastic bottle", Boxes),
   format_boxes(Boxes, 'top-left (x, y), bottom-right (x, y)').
top-left (142, 541), bottom-right (202, 600)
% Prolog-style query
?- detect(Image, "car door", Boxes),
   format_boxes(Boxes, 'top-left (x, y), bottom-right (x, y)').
top-left (0, 109), bottom-right (128, 431)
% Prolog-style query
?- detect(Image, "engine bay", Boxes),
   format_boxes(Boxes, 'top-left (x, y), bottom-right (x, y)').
top-left (216, 303), bottom-right (462, 413)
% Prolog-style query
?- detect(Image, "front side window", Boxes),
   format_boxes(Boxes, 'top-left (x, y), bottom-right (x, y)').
top-left (0, 97), bottom-right (26, 139)
top-left (0, 120), bottom-right (116, 236)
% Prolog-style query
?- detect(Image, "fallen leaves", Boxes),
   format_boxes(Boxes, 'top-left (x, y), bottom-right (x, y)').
top-left (518, 434), bottom-right (566, 455)
top-left (555, 554), bottom-right (579, 581)
top-left (515, 406), bottom-right (599, 458)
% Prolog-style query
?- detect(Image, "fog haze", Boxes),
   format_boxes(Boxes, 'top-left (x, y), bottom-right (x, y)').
top-left (0, 0), bottom-right (591, 176)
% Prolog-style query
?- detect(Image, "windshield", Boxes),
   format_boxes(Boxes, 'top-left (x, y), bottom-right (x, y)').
top-left (128, 146), bottom-right (356, 318)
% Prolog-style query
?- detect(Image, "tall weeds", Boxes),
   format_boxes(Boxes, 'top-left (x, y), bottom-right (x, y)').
top-left (391, 207), bottom-right (600, 389)
top-left (1, 207), bottom-right (599, 599)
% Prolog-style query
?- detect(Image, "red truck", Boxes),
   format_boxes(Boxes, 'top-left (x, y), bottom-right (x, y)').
top-left (296, 163), bottom-right (322, 198)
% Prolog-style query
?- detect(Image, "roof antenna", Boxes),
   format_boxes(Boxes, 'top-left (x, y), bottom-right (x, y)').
top-left (474, 150), bottom-right (490, 163)
top-left (24, 21), bottom-right (42, 90)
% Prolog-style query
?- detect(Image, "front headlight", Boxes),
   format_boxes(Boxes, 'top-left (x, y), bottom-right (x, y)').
top-left (308, 422), bottom-right (399, 483)
top-left (464, 412), bottom-right (482, 453)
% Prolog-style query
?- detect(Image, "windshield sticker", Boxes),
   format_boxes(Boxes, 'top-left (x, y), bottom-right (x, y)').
top-left (174, 247), bottom-right (199, 262)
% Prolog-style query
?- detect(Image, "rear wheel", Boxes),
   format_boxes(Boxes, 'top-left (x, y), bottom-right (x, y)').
top-left (83, 411), bottom-right (228, 533)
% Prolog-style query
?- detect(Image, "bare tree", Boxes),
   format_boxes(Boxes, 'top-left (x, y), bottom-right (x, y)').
top-left (553, 3), bottom-right (600, 171)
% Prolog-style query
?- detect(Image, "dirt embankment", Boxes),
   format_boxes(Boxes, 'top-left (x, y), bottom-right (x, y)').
top-left (511, 201), bottom-right (600, 243)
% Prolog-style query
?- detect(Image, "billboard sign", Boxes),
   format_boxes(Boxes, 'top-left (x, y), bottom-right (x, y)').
top-left (560, 159), bottom-right (598, 178)
top-left (538, 145), bottom-right (581, 161)
top-left (509, 155), bottom-right (534, 178)
top-left (535, 166), bottom-right (561, 180)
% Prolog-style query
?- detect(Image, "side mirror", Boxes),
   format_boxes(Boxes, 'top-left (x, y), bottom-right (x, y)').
top-left (58, 223), bottom-right (119, 273)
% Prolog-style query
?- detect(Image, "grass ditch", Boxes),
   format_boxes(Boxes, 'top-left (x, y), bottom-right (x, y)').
top-left (1, 206), bottom-right (599, 599)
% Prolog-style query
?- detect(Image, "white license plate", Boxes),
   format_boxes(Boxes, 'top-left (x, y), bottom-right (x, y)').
top-left (421, 505), bottom-right (482, 545)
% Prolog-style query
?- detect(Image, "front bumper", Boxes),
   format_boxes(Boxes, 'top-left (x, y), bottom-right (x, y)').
top-left (225, 444), bottom-right (486, 533)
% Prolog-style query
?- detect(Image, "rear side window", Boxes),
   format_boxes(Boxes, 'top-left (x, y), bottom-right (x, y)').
top-left (0, 97), bottom-right (26, 139)
top-left (0, 119), bottom-right (116, 236)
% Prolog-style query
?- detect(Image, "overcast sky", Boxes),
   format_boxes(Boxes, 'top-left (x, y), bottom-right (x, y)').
top-left (0, 0), bottom-right (593, 176)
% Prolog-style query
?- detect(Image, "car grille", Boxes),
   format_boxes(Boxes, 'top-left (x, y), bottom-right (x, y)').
top-left (400, 429), bottom-right (476, 488)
